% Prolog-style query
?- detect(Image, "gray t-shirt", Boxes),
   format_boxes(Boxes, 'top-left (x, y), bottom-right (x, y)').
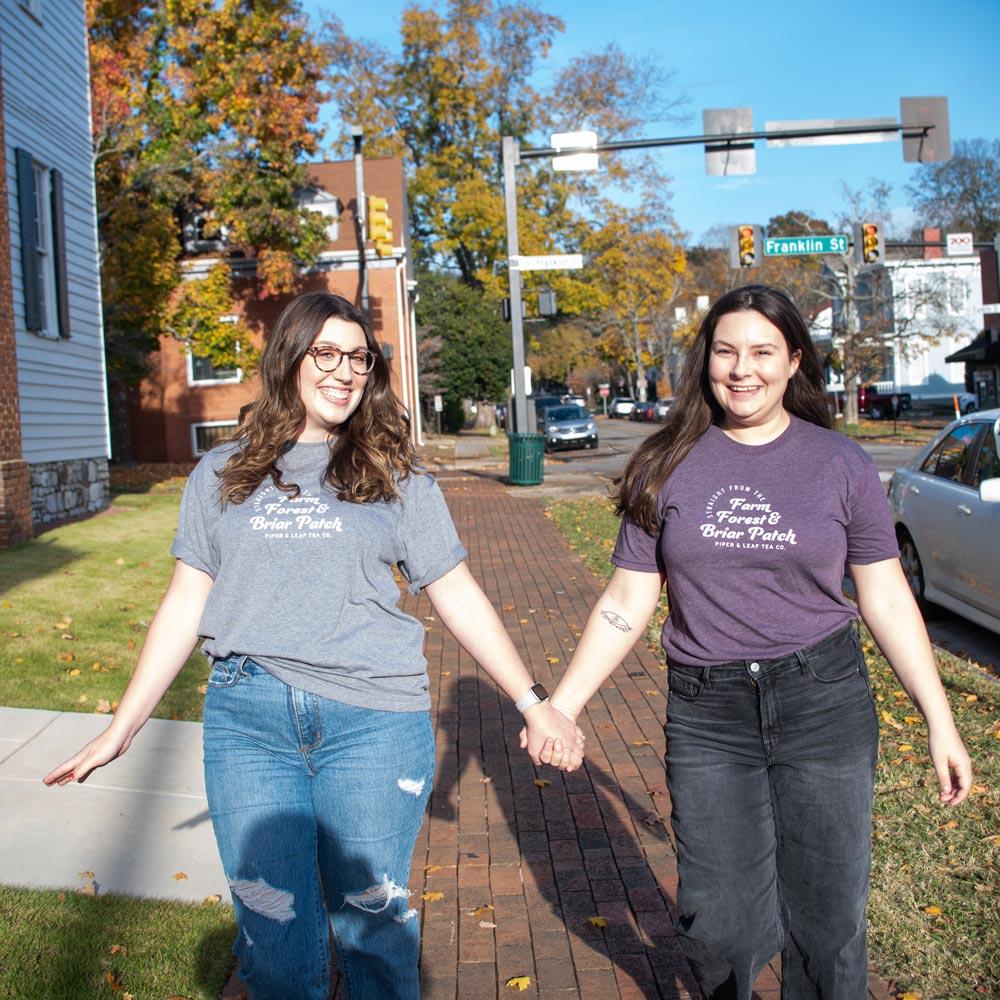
top-left (612, 416), bottom-right (899, 666)
top-left (171, 440), bottom-right (466, 710)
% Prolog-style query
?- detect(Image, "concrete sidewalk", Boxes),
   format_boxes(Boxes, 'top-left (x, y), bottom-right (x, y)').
top-left (0, 470), bottom-right (896, 999)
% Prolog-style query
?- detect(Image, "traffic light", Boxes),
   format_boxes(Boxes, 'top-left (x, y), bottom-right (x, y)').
top-left (853, 220), bottom-right (884, 265)
top-left (730, 224), bottom-right (761, 268)
top-left (366, 195), bottom-right (394, 258)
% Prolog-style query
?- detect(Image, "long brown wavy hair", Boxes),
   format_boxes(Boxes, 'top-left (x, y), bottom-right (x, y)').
top-left (216, 292), bottom-right (416, 506)
top-left (613, 284), bottom-right (832, 533)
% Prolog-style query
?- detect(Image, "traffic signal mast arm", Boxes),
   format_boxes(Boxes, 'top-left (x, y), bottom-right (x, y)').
top-left (516, 121), bottom-right (940, 160)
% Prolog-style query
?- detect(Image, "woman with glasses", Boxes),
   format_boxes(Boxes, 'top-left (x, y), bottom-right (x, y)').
top-left (44, 292), bottom-right (583, 1000)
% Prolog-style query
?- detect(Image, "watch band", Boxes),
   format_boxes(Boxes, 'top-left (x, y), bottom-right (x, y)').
top-left (515, 682), bottom-right (549, 713)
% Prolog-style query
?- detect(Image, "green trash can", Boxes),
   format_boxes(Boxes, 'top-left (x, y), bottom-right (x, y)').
top-left (508, 432), bottom-right (544, 486)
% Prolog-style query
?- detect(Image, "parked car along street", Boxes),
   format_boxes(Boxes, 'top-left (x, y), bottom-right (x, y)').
top-left (653, 398), bottom-right (674, 421)
top-left (630, 401), bottom-right (656, 421)
top-left (609, 396), bottom-right (636, 418)
top-left (542, 405), bottom-right (599, 452)
top-left (888, 410), bottom-right (1000, 635)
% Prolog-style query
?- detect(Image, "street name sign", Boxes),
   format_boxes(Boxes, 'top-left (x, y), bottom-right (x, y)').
top-left (764, 235), bottom-right (848, 257)
top-left (510, 254), bottom-right (583, 271)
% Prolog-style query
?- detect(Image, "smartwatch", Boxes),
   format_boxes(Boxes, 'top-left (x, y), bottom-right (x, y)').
top-left (514, 682), bottom-right (549, 714)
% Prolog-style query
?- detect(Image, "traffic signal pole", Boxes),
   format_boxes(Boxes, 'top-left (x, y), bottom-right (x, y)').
top-left (502, 136), bottom-right (530, 435)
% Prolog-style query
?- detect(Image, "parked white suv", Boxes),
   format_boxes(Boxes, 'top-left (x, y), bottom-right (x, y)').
top-left (609, 396), bottom-right (636, 418)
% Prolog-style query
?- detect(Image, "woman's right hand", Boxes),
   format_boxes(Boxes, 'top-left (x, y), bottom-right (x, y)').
top-left (43, 724), bottom-right (133, 786)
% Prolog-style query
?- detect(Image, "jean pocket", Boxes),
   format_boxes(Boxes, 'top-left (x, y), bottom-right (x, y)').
top-left (668, 669), bottom-right (704, 701)
top-left (803, 631), bottom-right (862, 684)
top-left (207, 658), bottom-right (242, 688)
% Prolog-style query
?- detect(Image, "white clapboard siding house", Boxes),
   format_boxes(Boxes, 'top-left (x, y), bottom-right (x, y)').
top-left (0, 0), bottom-right (110, 546)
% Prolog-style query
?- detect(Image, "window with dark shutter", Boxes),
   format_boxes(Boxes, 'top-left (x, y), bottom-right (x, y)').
top-left (14, 150), bottom-right (70, 338)
top-left (15, 148), bottom-right (42, 332)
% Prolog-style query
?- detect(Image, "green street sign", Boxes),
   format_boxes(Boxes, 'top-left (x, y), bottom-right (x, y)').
top-left (763, 234), bottom-right (849, 256)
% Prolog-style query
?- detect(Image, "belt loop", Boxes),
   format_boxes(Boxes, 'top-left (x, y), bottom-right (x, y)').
top-left (703, 666), bottom-right (713, 691)
top-left (794, 649), bottom-right (808, 674)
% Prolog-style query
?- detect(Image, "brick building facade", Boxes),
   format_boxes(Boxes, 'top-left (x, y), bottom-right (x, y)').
top-left (127, 157), bottom-right (422, 462)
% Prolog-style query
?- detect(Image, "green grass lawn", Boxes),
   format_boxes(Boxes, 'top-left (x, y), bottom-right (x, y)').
top-left (0, 482), bottom-right (208, 722)
top-left (0, 886), bottom-right (235, 1000)
top-left (546, 495), bottom-right (1000, 1000)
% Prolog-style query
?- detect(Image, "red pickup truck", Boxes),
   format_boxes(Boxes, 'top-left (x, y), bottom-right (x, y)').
top-left (829, 386), bottom-right (913, 420)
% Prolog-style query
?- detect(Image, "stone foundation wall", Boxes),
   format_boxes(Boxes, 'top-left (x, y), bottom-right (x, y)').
top-left (31, 457), bottom-right (110, 527)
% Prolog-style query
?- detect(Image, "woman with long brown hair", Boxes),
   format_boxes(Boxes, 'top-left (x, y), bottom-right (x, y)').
top-left (535, 285), bottom-right (970, 998)
top-left (44, 291), bottom-right (583, 1000)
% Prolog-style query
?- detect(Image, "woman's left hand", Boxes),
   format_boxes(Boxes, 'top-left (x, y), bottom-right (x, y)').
top-left (928, 723), bottom-right (972, 806)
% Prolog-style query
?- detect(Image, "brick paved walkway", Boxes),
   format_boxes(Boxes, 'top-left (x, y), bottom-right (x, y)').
top-left (226, 470), bottom-right (895, 1000)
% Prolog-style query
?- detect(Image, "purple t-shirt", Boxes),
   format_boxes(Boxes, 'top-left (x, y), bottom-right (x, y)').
top-left (612, 416), bottom-right (899, 666)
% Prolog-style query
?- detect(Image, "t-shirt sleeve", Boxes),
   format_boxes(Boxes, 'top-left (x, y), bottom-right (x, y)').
top-left (397, 473), bottom-right (468, 593)
top-left (170, 457), bottom-right (222, 578)
top-left (611, 512), bottom-right (664, 574)
top-left (845, 452), bottom-right (900, 565)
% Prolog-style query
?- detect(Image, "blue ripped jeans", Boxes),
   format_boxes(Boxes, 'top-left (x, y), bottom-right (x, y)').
top-left (203, 656), bottom-right (435, 1000)
top-left (665, 622), bottom-right (878, 1000)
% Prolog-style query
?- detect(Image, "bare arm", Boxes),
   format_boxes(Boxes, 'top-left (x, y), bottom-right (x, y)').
top-left (850, 557), bottom-right (971, 806)
top-left (424, 561), bottom-right (584, 770)
top-left (547, 567), bottom-right (666, 718)
top-left (44, 560), bottom-right (214, 785)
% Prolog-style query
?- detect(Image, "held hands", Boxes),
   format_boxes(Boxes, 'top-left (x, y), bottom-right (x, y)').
top-left (42, 723), bottom-right (133, 787)
top-left (519, 701), bottom-right (585, 772)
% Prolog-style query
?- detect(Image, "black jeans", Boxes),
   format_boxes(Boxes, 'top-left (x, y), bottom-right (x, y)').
top-left (665, 622), bottom-right (878, 1000)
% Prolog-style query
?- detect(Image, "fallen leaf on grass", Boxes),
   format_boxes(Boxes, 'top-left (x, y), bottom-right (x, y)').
top-left (197, 684), bottom-right (207, 695)
top-left (422, 891), bottom-right (444, 902)
top-left (922, 904), bottom-right (942, 916)
top-left (505, 976), bottom-right (532, 991)
top-left (588, 915), bottom-right (609, 927)
top-left (95, 700), bottom-right (112, 714)
top-left (76, 695), bottom-right (88, 705)
top-left (54, 619), bottom-right (72, 629)
top-left (61, 633), bottom-right (76, 640)
top-left (939, 820), bottom-right (958, 831)
top-left (533, 779), bottom-right (551, 788)
top-left (105, 971), bottom-right (126, 993)
top-left (172, 871), bottom-right (189, 881)
top-left (115, 557), bottom-right (125, 565)
top-left (203, 894), bottom-right (221, 904)
top-left (109, 944), bottom-right (127, 956)
top-left (903, 716), bottom-right (921, 726)
top-left (897, 993), bottom-right (921, 1000)
top-left (56, 652), bottom-right (75, 664)
top-left (66, 667), bottom-right (81, 677)
top-left (970, 783), bottom-right (989, 795)
top-left (880, 710), bottom-right (903, 730)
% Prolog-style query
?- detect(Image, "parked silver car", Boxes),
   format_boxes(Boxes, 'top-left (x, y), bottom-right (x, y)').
top-left (542, 405), bottom-right (598, 452)
top-left (887, 409), bottom-right (1000, 634)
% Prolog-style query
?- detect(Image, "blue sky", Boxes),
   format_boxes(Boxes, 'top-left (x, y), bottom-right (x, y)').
top-left (304, 0), bottom-right (999, 243)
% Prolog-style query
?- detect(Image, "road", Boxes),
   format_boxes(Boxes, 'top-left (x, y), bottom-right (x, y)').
top-left (531, 416), bottom-right (999, 676)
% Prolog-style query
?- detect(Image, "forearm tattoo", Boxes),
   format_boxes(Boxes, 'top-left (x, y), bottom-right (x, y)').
top-left (601, 610), bottom-right (633, 633)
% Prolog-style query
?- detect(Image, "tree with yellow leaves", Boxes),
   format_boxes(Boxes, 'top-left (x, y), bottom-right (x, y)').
top-left (88, 0), bottom-right (329, 455)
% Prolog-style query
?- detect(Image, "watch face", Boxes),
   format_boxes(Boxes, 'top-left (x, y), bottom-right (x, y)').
top-left (531, 683), bottom-right (549, 701)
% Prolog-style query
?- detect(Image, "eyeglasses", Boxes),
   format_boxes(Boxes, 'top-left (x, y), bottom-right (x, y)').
top-left (305, 346), bottom-right (377, 376)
